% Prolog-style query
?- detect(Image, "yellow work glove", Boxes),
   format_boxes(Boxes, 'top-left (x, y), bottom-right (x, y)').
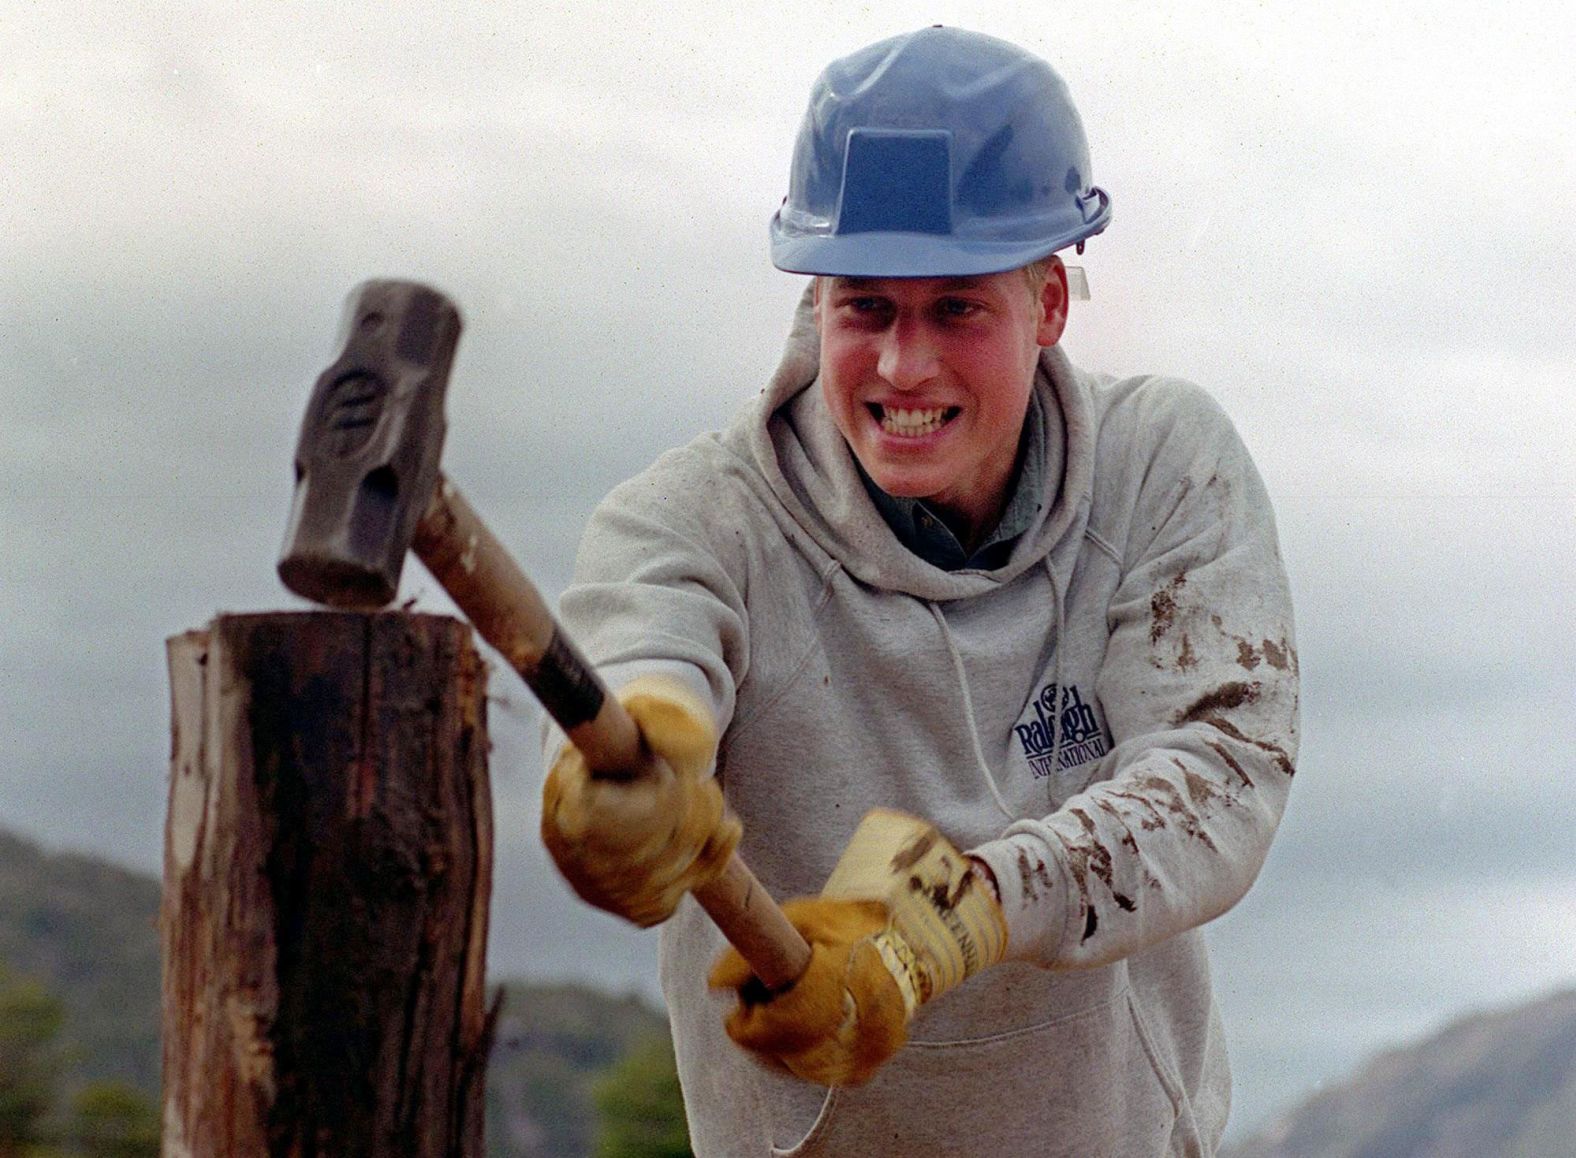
top-left (541, 675), bottom-right (741, 928)
top-left (708, 809), bottom-right (1007, 1086)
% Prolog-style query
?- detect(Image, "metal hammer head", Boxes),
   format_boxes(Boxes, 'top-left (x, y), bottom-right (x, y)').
top-left (277, 280), bottom-right (462, 609)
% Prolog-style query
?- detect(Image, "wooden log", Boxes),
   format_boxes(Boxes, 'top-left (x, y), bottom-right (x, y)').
top-left (162, 612), bottom-right (494, 1157)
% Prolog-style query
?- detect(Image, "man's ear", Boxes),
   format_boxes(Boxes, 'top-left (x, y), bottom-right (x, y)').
top-left (1036, 258), bottom-right (1069, 347)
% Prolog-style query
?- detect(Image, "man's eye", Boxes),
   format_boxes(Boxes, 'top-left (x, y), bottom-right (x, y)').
top-left (837, 297), bottom-right (890, 320)
top-left (937, 298), bottom-right (980, 318)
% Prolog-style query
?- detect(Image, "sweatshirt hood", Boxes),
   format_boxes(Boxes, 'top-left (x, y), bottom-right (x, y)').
top-left (738, 284), bottom-right (1096, 601)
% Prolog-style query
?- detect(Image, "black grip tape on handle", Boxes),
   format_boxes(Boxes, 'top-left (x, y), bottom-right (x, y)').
top-left (531, 628), bottom-right (606, 730)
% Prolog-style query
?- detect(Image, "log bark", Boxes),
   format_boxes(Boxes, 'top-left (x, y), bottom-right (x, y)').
top-left (162, 612), bottom-right (494, 1157)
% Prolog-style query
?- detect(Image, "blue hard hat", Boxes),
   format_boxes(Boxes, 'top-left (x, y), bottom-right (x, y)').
top-left (770, 27), bottom-right (1112, 277)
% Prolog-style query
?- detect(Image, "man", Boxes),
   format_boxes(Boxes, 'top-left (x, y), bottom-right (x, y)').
top-left (542, 26), bottom-right (1297, 1156)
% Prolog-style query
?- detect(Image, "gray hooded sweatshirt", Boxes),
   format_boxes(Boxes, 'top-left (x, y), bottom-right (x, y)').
top-left (551, 293), bottom-right (1299, 1156)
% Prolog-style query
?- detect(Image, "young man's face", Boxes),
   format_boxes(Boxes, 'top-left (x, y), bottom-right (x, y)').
top-left (814, 264), bottom-right (1068, 544)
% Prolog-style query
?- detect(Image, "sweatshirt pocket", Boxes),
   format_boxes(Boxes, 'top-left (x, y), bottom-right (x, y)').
top-left (771, 986), bottom-right (1192, 1158)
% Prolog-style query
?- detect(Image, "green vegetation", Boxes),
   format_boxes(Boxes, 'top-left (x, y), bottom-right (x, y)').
top-left (0, 963), bottom-right (158, 1157)
top-left (64, 1084), bottom-right (160, 1158)
top-left (593, 1035), bottom-right (692, 1158)
top-left (485, 982), bottom-right (688, 1157)
top-left (0, 964), bottom-right (65, 1153)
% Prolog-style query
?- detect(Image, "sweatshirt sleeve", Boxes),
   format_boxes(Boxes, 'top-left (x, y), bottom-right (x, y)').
top-left (541, 445), bottom-right (752, 766)
top-left (971, 380), bottom-right (1299, 969)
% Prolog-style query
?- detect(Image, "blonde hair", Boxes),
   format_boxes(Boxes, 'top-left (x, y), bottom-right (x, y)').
top-left (1021, 255), bottom-right (1060, 298)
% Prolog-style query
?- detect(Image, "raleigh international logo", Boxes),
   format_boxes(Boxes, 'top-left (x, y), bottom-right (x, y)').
top-left (1014, 682), bottom-right (1111, 780)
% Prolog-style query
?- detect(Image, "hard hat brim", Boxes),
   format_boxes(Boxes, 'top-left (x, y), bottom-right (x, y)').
top-left (770, 216), bottom-right (1108, 278)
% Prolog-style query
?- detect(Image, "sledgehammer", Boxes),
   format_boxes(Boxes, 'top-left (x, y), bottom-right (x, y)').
top-left (277, 280), bottom-right (811, 991)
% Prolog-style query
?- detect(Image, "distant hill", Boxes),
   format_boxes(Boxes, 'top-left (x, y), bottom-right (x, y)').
top-left (486, 981), bottom-right (671, 1157)
top-left (1226, 988), bottom-right (1576, 1158)
top-left (0, 828), bottom-right (162, 1098)
top-left (0, 826), bottom-right (675, 1157)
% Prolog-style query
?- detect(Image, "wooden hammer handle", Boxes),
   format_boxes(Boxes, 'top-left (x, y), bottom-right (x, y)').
top-left (411, 475), bottom-right (812, 991)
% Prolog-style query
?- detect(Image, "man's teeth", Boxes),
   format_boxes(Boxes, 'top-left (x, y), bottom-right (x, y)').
top-left (879, 406), bottom-right (953, 436)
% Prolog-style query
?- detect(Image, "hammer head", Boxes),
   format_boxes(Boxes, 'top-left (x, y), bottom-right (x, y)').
top-left (277, 280), bottom-right (462, 609)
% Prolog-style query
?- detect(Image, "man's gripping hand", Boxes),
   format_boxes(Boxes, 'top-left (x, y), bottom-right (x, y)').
top-left (708, 809), bottom-right (1007, 1086)
top-left (541, 675), bottom-right (741, 928)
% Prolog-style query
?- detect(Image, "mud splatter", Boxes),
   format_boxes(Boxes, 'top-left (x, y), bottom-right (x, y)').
top-left (1069, 809), bottom-right (1116, 892)
top-left (1097, 799), bottom-right (1141, 856)
top-left (1063, 814), bottom-right (1117, 943)
top-left (1139, 773), bottom-right (1218, 852)
top-left (1177, 635), bottom-right (1198, 671)
top-left (1262, 638), bottom-right (1294, 672)
top-left (1197, 713), bottom-right (1249, 743)
top-left (1192, 714), bottom-right (1296, 777)
top-left (1212, 616), bottom-right (1299, 677)
top-left (1175, 681), bottom-right (1262, 724)
top-left (1149, 572), bottom-right (1188, 644)
top-left (1065, 851), bottom-right (1088, 899)
top-left (915, 871), bottom-right (973, 910)
top-left (1069, 806), bottom-right (1141, 937)
top-left (1017, 850), bottom-right (1040, 902)
top-left (889, 831), bottom-right (937, 872)
top-left (1182, 766), bottom-right (1233, 810)
top-left (1204, 741), bottom-right (1255, 789)
top-left (1109, 790), bottom-right (1170, 832)
top-left (1016, 849), bottom-right (1056, 903)
top-left (1097, 800), bottom-right (1163, 891)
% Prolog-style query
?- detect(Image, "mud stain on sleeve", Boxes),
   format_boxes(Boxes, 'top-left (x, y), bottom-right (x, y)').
top-left (1262, 638), bottom-right (1296, 672)
top-left (1015, 848), bottom-right (1057, 904)
top-left (1096, 799), bottom-right (1142, 857)
top-left (1149, 572), bottom-right (1188, 644)
top-left (1139, 774), bottom-right (1219, 852)
top-left (1065, 825), bottom-right (1103, 945)
top-left (1096, 798), bottom-right (1163, 892)
top-left (1069, 809), bottom-right (1115, 891)
top-left (1194, 713), bottom-right (1297, 777)
top-left (1066, 811), bottom-right (1137, 916)
top-left (1204, 740), bottom-right (1256, 789)
top-left (1174, 681), bottom-right (1262, 724)
top-left (1178, 761), bottom-right (1236, 810)
top-left (1177, 634), bottom-right (1198, 671)
top-left (1108, 791), bottom-right (1169, 833)
top-left (1211, 617), bottom-right (1297, 677)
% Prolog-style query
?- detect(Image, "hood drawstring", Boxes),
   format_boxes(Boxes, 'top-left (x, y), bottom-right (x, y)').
top-left (1045, 556), bottom-right (1068, 807)
top-left (927, 557), bottom-right (1068, 824)
top-left (927, 601), bottom-right (1019, 823)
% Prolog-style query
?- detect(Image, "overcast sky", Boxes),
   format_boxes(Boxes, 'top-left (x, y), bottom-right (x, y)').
top-left (2, 0), bottom-right (1572, 1141)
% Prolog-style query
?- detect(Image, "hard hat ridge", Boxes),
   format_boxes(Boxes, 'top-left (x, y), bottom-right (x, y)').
top-left (771, 26), bottom-right (1111, 277)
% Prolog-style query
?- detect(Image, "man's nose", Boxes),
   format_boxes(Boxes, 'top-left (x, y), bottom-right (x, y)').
top-left (875, 321), bottom-right (940, 390)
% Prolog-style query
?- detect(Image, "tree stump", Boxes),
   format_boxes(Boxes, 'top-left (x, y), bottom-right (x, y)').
top-left (162, 612), bottom-right (494, 1157)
